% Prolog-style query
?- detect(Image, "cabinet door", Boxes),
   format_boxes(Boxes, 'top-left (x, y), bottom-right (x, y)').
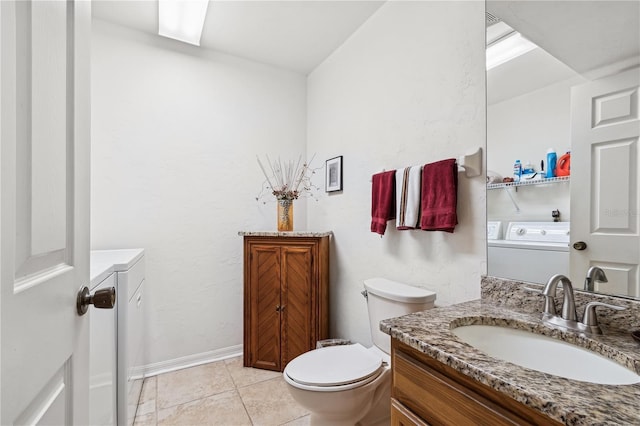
top-left (281, 244), bottom-right (314, 367)
top-left (247, 244), bottom-right (282, 371)
top-left (391, 399), bottom-right (429, 426)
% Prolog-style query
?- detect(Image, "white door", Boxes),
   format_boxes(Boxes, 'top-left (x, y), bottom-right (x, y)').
top-left (1, 0), bottom-right (91, 424)
top-left (571, 67), bottom-right (640, 297)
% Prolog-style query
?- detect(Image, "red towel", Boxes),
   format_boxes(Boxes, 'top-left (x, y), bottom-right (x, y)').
top-left (420, 159), bottom-right (458, 233)
top-left (371, 170), bottom-right (396, 235)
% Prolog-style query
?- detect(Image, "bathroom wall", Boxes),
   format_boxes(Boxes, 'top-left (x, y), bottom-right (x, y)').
top-left (91, 20), bottom-right (307, 368)
top-left (306, 1), bottom-right (487, 345)
top-left (487, 76), bottom-right (586, 223)
top-left (92, 1), bottom-right (487, 368)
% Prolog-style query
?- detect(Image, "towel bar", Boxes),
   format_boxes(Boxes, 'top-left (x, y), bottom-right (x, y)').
top-left (369, 146), bottom-right (483, 181)
top-left (457, 147), bottom-right (482, 178)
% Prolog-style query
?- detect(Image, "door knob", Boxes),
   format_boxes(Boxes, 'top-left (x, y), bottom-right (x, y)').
top-left (573, 241), bottom-right (588, 251)
top-left (77, 286), bottom-right (116, 316)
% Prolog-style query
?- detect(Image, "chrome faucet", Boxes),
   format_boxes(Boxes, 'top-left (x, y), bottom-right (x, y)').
top-left (538, 273), bottom-right (625, 334)
top-left (541, 274), bottom-right (577, 321)
top-left (584, 266), bottom-right (608, 291)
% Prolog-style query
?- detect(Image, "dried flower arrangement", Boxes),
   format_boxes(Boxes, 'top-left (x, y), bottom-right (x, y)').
top-left (256, 154), bottom-right (320, 202)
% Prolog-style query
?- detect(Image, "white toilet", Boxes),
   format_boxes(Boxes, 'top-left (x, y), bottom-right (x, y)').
top-left (283, 278), bottom-right (436, 425)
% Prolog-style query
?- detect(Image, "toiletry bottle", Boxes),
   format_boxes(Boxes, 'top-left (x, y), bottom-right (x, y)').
top-left (522, 160), bottom-right (535, 177)
top-left (513, 160), bottom-right (522, 182)
top-left (556, 151), bottom-right (571, 176)
top-left (546, 149), bottom-right (557, 178)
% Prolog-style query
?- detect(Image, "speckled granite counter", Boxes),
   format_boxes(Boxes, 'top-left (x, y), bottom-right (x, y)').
top-left (381, 277), bottom-right (640, 425)
top-left (238, 231), bottom-right (333, 238)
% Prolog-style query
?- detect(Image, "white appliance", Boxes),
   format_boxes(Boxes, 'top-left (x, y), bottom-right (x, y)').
top-left (89, 270), bottom-right (117, 425)
top-left (89, 249), bottom-right (146, 426)
top-left (487, 221), bottom-right (503, 240)
top-left (488, 222), bottom-right (570, 284)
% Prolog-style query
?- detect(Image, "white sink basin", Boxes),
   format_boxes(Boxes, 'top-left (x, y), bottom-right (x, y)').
top-left (452, 325), bottom-right (640, 385)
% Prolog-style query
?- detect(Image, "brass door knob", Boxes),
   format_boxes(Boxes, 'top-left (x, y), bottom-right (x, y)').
top-left (77, 286), bottom-right (116, 316)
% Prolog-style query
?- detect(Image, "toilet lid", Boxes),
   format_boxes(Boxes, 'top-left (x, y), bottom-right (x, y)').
top-left (285, 343), bottom-right (382, 387)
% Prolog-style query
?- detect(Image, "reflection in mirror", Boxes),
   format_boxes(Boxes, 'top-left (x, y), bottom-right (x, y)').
top-left (485, 1), bottom-right (640, 299)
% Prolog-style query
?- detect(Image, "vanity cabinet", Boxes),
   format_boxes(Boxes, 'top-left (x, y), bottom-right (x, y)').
top-left (391, 339), bottom-right (562, 426)
top-left (243, 235), bottom-right (329, 372)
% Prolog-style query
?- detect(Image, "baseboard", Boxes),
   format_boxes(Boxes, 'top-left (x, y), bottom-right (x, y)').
top-left (143, 345), bottom-right (243, 378)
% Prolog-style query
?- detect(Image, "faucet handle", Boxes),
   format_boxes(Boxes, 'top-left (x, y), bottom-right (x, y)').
top-left (524, 287), bottom-right (557, 316)
top-left (582, 301), bottom-right (626, 332)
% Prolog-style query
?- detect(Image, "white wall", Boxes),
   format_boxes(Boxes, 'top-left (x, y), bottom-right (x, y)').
top-left (487, 76), bottom-right (586, 223)
top-left (91, 20), bottom-right (307, 367)
top-left (306, 2), bottom-right (487, 345)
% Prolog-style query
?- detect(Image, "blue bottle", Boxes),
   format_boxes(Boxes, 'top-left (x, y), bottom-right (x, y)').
top-left (546, 149), bottom-right (557, 178)
top-left (513, 160), bottom-right (522, 182)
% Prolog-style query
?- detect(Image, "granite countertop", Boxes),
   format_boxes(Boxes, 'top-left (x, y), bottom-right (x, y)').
top-left (238, 231), bottom-right (333, 237)
top-left (381, 294), bottom-right (640, 425)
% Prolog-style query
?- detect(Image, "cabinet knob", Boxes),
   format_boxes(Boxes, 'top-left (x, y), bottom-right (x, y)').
top-left (275, 305), bottom-right (286, 312)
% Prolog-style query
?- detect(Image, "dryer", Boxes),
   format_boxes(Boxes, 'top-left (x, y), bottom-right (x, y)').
top-left (89, 249), bottom-right (146, 426)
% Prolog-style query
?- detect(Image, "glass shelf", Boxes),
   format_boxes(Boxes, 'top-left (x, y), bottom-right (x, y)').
top-left (487, 176), bottom-right (570, 190)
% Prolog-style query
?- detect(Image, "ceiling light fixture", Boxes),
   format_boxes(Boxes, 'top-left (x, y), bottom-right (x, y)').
top-left (486, 28), bottom-right (537, 70)
top-left (158, 0), bottom-right (209, 46)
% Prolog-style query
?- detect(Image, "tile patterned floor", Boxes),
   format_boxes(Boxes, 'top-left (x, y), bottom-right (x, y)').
top-left (134, 356), bottom-right (310, 426)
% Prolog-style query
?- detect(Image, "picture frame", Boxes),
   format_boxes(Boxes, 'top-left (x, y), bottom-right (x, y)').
top-left (325, 156), bottom-right (343, 192)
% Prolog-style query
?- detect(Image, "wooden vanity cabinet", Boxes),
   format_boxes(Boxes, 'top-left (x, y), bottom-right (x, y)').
top-left (391, 339), bottom-right (562, 426)
top-left (243, 235), bottom-right (329, 372)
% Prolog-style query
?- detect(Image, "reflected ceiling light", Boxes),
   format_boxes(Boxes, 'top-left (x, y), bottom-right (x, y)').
top-left (158, 0), bottom-right (209, 46)
top-left (486, 31), bottom-right (537, 70)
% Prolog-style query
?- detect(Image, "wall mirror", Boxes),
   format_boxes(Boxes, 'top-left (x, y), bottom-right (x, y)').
top-left (485, 1), bottom-right (640, 299)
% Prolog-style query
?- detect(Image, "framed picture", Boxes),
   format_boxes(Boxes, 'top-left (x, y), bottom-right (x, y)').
top-left (325, 156), bottom-right (343, 192)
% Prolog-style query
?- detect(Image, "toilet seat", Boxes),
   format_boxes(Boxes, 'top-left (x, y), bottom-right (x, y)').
top-left (284, 344), bottom-right (384, 392)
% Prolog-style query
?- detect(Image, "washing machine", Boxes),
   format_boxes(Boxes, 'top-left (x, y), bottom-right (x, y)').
top-left (488, 222), bottom-right (570, 284)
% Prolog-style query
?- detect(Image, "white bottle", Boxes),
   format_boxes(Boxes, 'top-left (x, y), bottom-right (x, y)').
top-left (513, 160), bottom-right (522, 182)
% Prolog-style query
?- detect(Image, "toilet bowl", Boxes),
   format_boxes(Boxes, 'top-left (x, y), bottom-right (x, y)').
top-left (283, 278), bottom-right (436, 425)
top-left (284, 344), bottom-right (390, 425)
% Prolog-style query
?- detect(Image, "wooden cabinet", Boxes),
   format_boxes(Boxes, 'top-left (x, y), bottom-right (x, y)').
top-left (391, 339), bottom-right (562, 426)
top-left (391, 399), bottom-right (429, 426)
top-left (243, 235), bottom-right (329, 372)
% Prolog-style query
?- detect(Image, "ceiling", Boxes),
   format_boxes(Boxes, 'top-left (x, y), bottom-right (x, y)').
top-left (486, 1), bottom-right (640, 105)
top-left (487, 1), bottom-right (640, 76)
top-left (93, 1), bottom-right (640, 97)
top-left (92, 0), bottom-right (385, 75)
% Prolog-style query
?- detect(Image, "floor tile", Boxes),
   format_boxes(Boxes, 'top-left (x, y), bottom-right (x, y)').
top-left (225, 356), bottom-right (282, 388)
top-left (238, 376), bottom-right (309, 426)
top-left (139, 376), bottom-right (157, 404)
top-left (280, 414), bottom-right (311, 426)
top-left (157, 361), bottom-right (235, 409)
top-left (157, 390), bottom-right (252, 426)
top-left (136, 398), bottom-right (156, 417)
top-left (133, 411), bottom-right (157, 426)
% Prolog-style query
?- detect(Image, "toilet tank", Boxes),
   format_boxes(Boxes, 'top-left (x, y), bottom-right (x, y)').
top-left (364, 278), bottom-right (436, 354)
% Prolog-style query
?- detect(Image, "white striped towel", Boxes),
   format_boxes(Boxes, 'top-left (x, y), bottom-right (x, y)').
top-left (396, 166), bottom-right (422, 230)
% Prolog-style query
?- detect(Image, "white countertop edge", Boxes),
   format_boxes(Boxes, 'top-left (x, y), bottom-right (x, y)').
top-left (90, 248), bottom-right (145, 287)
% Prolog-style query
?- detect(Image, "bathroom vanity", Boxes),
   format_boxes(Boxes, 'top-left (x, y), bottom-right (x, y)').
top-left (240, 232), bottom-right (331, 372)
top-left (382, 277), bottom-right (640, 425)
top-left (390, 339), bottom-right (559, 425)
